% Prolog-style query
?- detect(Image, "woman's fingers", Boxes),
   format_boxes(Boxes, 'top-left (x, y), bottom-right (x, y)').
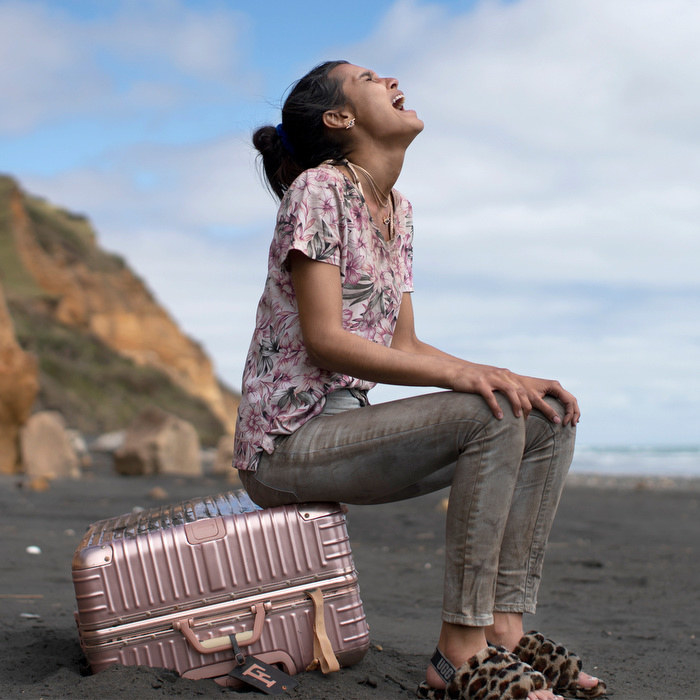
top-left (496, 370), bottom-right (533, 419)
top-left (539, 381), bottom-right (581, 426)
top-left (531, 395), bottom-right (562, 424)
top-left (480, 388), bottom-right (505, 419)
top-left (563, 399), bottom-right (580, 426)
top-left (517, 385), bottom-right (533, 418)
top-left (477, 368), bottom-right (530, 420)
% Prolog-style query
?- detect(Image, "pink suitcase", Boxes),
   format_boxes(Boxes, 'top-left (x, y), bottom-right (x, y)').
top-left (72, 490), bottom-right (370, 686)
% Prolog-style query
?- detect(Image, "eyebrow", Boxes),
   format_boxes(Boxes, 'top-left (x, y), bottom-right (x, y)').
top-left (358, 70), bottom-right (375, 80)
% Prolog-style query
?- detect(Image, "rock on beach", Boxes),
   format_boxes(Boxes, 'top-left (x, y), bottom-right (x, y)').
top-left (114, 406), bottom-right (202, 477)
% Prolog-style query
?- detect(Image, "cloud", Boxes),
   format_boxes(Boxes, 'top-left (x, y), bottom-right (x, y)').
top-left (27, 134), bottom-right (273, 232)
top-left (348, 0), bottom-right (700, 288)
top-left (0, 2), bottom-right (104, 132)
top-left (0, 0), bottom-right (254, 133)
top-left (99, 0), bottom-right (251, 83)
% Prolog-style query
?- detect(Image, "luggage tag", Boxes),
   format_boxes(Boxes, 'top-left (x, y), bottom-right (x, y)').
top-left (227, 635), bottom-right (298, 695)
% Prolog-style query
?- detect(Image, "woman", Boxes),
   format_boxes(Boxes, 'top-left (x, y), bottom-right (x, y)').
top-left (234, 60), bottom-right (606, 700)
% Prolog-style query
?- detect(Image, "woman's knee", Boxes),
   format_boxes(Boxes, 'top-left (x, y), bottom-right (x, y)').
top-left (525, 396), bottom-right (577, 468)
top-left (532, 396), bottom-right (576, 442)
top-left (435, 391), bottom-right (527, 463)
top-left (434, 390), bottom-right (523, 424)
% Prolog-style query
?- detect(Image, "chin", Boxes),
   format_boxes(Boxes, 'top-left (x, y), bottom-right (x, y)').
top-left (405, 110), bottom-right (424, 131)
top-left (409, 116), bottom-right (425, 137)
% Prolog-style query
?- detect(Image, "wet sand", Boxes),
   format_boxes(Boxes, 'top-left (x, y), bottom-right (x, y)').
top-left (1, 458), bottom-right (698, 699)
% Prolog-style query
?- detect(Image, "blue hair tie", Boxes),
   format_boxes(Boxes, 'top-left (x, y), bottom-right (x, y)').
top-left (276, 123), bottom-right (295, 156)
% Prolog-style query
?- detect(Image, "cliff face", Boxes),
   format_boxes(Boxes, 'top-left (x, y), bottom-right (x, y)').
top-left (0, 175), bottom-right (238, 440)
top-left (0, 276), bottom-right (39, 473)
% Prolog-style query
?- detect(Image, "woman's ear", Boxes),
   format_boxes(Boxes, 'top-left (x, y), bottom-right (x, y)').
top-left (323, 108), bottom-right (354, 131)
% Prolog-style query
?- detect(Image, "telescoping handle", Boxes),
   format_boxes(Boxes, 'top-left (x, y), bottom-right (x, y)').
top-left (173, 602), bottom-right (270, 655)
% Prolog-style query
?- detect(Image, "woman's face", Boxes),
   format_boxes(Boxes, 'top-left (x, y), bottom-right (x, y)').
top-left (329, 63), bottom-right (424, 146)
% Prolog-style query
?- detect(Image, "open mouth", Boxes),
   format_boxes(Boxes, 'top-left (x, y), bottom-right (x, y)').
top-left (392, 92), bottom-right (406, 110)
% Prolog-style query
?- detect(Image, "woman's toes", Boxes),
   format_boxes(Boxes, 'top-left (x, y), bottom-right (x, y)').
top-left (528, 691), bottom-right (563, 700)
top-left (578, 670), bottom-right (600, 688)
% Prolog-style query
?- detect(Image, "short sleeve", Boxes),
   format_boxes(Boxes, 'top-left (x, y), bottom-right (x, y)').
top-left (398, 197), bottom-right (415, 293)
top-left (275, 169), bottom-right (345, 269)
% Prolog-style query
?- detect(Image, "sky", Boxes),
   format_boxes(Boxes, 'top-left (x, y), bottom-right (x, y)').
top-left (1, 0), bottom-right (698, 448)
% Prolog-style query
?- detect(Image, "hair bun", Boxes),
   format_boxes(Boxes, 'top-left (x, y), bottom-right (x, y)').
top-left (252, 125), bottom-right (281, 157)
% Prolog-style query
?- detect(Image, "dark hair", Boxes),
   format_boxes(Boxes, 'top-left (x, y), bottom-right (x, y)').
top-left (253, 60), bottom-right (350, 200)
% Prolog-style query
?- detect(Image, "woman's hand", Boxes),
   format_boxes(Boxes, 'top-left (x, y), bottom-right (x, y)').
top-left (514, 374), bottom-right (581, 426)
top-left (449, 362), bottom-right (533, 421)
top-left (449, 364), bottom-right (580, 426)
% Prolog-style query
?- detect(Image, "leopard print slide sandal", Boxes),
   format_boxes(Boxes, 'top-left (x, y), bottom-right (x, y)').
top-left (416, 645), bottom-right (547, 699)
top-left (514, 631), bottom-right (607, 698)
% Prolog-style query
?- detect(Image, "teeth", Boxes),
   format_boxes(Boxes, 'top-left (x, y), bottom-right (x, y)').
top-left (392, 93), bottom-right (405, 109)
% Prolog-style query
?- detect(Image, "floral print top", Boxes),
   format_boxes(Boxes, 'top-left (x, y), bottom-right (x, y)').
top-left (233, 162), bottom-right (415, 471)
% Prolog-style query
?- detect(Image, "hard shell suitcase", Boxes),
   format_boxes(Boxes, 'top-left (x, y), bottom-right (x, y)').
top-left (72, 490), bottom-right (370, 686)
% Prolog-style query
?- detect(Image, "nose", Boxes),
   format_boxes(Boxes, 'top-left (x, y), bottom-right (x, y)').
top-left (385, 76), bottom-right (398, 90)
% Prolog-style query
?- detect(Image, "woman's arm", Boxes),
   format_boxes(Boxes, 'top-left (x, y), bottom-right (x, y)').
top-left (391, 290), bottom-right (580, 426)
top-left (289, 251), bottom-right (547, 422)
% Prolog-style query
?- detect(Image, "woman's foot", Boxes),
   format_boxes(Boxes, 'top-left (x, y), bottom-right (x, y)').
top-left (486, 613), bottom-right (605, 696)
top-left (424, 622), bottom-right (563, 700)
top-left (424, 623), bottom-right (485, 690)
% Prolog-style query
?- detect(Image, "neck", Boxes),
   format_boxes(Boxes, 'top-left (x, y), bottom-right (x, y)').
top-left (344, 143), bottom-right (405, 194)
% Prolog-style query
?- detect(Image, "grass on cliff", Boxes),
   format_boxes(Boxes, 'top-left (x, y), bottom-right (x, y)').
top-left (10, 299), bottom-right (225, 446)
top-left (0, 178), bottom-right (45, 298)
top-left (24, 195), bottom-right (128, 273)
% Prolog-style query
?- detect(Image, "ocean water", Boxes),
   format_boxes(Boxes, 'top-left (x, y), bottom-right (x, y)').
top-left (571, 445), bottom-right (700, 477)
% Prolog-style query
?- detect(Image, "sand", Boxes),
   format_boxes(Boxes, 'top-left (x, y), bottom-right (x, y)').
top-left (1, 456), bottom-right (698, 700)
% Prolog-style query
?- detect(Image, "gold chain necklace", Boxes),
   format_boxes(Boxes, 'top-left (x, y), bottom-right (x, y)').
top-left (344, 160), bottom-right (395, 239)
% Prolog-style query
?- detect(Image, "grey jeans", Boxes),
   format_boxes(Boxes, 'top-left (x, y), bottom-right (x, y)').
top-left (240, 389), bottom-right (575, 626)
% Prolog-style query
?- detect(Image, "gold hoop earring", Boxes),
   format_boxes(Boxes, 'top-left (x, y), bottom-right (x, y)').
top-left (345, 118), bottom-right (356, 129)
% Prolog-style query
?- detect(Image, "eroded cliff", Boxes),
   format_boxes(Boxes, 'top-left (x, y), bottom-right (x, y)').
top-left (0, 175), bottom-right (238, 443)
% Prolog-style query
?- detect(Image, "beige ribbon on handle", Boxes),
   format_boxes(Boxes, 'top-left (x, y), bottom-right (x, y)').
top-left (305, 588), bottom-right (340, 674)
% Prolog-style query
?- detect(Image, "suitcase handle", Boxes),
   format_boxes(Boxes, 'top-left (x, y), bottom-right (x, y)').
top-left (174, 602), bottom-right (270, 655)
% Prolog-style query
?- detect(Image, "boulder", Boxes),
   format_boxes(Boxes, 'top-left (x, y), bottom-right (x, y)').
top-left (114, 407), bottom-right (202, 476)
top-left (20, 411), bottom-right (81, 479)
top-left (0, 280), bottom-right (39, 474)
top-left (212, 434), bottom-right (241, 484)
top-left (212, 435), bottom-right (234, 475)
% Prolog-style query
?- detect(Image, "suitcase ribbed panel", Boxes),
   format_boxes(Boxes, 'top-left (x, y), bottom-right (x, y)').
top-left (81, 583), bottom-right (370, 678)
top-left (73, 492), bottom-right (355, 629)
top-left (80, 491), bottom-right (258, 546)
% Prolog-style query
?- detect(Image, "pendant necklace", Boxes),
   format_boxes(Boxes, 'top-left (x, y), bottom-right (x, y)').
top-left (344, 160), bottom-right (394, 239)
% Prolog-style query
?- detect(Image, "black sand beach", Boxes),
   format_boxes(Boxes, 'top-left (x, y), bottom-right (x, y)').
top-left (1, 458), bottom-right (698, 700)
